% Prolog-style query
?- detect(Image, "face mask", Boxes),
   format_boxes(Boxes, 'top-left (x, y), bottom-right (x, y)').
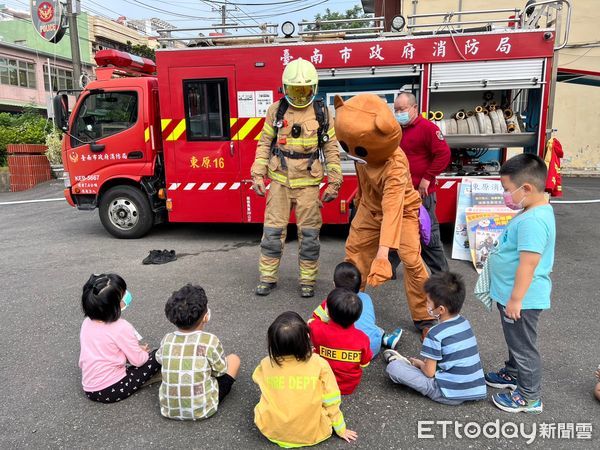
top-left (427, 307), bottom-right (441, 320)
top-left (395, 111), bottom-right (411, 126)
top-left (503, 186), bottom-right (524, 210)
top-left (121, 290), bottom-right (133, 310)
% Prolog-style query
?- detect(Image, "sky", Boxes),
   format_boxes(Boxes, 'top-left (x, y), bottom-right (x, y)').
top-left (6, 0), bottom-right (363, 37)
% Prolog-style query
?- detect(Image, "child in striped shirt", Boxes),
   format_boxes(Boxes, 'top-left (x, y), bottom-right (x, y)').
top-left (383, 272), bottom-right (487, 405)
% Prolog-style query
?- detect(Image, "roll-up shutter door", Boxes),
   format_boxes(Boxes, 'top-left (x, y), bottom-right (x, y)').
top-left (430, 59), bottom-right (545, 92)
top-left (318, 64), bottom-right (422, 80)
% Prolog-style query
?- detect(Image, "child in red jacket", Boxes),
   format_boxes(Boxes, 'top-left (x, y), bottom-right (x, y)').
top-left (309, 288), bottom-right (372, 395)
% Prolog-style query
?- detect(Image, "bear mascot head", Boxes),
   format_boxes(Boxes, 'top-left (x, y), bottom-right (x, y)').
top-left (333, 94), bottom-right (402, 166)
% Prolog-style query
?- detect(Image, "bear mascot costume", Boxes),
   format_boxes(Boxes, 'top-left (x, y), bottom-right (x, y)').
top-left (334, 93), bottom-right (433, 334)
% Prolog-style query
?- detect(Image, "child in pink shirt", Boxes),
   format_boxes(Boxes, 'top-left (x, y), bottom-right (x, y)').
top-left (79, 273), bottom-right (161, 403)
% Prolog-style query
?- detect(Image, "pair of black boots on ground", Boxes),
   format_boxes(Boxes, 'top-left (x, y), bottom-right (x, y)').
top-left (143, 250), bottom-right (177, 265)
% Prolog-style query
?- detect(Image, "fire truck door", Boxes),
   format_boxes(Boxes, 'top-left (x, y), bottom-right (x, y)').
top-left (167, 67), bottom-right (241, 222)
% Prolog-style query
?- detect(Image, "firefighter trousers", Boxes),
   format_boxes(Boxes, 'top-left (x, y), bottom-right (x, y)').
top-left (259, 182), bottom-right (322, 286)
top-left (345, 205), bottom-right (431, 330)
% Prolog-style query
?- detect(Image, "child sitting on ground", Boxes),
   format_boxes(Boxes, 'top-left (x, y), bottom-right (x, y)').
top-left (485, 154), bottom-right (556, 414)
top-left (383, 272), bottom-right (487, 405)
top-left (253, 311), bottom-right (357, 447)
top-left (156, 284), bottom-right (240, 420)
top-left (310, 261), bottom-right (403, 356)
top-left (79, 273), bottom-right (161, 403)
top-left (309, 288), bottom-right (373, 395)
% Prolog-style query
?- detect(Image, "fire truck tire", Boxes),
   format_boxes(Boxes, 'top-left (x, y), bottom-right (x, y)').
top-left (99, 185), bottom-right (154, 239)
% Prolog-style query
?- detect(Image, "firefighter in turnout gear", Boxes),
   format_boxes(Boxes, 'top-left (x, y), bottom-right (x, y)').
top-left (251, 58), bottom-right (343, 298)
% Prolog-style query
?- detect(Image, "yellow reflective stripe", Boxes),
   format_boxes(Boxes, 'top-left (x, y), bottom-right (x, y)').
top-left (300, 267), bottom-right (318, 278)
top-left (262, 122), bottom-right (275, 137)
top-left (360, 362), bottom-right (370, 368)
top-left (230, 117), bottom-right (238, 127)
top-left (326, 163), bottom-right (341, 173)
top-left (233, 117), bottom-right (261, 140)
top-left (314, 305), bottom-right (329, 322)
top-left (327, 127), bottom-right (336, 138)
top-left (332, 416), bottom-right (346, 432)
top-left (144, 127), bottom-right (150, 142)
top-left (254, 131), bottom-right (262, 141)
top-left (267, 168), bottom-right (287, 184)
top-left (290, 177), bottom-right (322, 188)
top-left (161, 119), bottom-right (172, 131)
top-left (322, 390), bottom-right (341, 405)
top-left (166, 119), bottom-right (186, 141)
top-left (268, 436), bottom-right (330, 448)
top-left (285, 137), bottom-right (319, 146)
top-left (267, 169), bottom-right (322, 188)
top-left (255, 158), bottom-right (268, 165)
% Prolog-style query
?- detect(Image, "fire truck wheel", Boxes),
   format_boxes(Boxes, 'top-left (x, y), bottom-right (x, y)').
top-left (99, 185), bottom-right (153, 239)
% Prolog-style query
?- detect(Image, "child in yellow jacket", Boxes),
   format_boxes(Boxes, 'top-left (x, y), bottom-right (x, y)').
top-left (253, 311), bottom-right (357, 448)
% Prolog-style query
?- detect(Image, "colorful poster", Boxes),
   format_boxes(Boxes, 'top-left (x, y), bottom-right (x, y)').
top-left (465, 208), bottom-right (517, 272)
top-left (451, 178), bottom-right (473, 261)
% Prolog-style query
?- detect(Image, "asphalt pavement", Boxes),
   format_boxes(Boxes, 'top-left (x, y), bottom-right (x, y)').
top-left (0, 178), bottom-right (598, 449)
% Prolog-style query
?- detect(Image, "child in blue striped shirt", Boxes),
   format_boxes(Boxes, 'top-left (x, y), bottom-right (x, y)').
top-left (383, 272), bottom-right (487, 405)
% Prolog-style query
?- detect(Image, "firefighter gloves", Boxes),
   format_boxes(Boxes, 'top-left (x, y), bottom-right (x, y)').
top-left (252, 177), bottom-right (266, 196)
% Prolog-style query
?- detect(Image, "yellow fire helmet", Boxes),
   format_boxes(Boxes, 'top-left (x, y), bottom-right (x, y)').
top-left (282, 58), bottom-right (318, 108)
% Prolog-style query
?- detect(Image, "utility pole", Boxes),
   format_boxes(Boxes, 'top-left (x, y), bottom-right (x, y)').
top-left (66, 0), bottom-right (82, 88)
top-left (211, 0), bottom-right (237, 34)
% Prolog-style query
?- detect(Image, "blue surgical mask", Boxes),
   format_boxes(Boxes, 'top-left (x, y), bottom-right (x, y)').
top-left (395, 111), bottom-right (411, 126)
top-left (121, 290), bottom-right (133, 310)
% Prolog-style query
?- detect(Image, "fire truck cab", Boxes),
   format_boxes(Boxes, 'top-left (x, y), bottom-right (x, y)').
top-left (54, 0), bottom-right (571, 238)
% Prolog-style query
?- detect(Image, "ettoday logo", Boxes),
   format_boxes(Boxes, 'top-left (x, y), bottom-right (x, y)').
top-left (417, 420), bottom-right (593, 444)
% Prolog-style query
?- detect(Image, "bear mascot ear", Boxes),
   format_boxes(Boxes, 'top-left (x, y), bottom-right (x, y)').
top-left (334, 95), bottom-right (345, 110)
top-left (375, 111), bottom-right (398, 135)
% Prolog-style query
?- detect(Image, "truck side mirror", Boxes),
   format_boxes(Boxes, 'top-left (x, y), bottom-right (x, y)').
top-left (53, 94), bottom-right (69, 131)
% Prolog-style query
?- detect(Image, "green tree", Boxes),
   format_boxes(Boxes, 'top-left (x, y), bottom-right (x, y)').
top-left (307, 5), bottom-right (371, 30)
top-left (125, 41), bottom-right (156, 61)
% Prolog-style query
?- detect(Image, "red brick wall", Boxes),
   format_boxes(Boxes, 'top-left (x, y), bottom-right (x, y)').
top-left (7, 144), bottom-right (52, 192)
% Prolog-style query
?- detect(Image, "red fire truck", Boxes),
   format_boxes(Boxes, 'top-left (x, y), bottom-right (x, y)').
top-left (54, 1), bottom-right (571, 238)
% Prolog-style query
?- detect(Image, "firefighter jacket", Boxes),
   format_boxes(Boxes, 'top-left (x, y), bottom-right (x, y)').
top-left (251, 100), bottom-right (343, 192)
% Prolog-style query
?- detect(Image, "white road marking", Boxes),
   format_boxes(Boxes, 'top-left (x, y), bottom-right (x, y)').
top-left (0, 198), bottom-right (66, 206)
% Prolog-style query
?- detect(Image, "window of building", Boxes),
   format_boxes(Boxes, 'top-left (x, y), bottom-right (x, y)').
top-left (0, 57), bottom-right (36, 89)
top-left (43, 65), bottom-right (74, 91)
top-left (183, 79), bottom-right (230, 140)
top-left (71, 91), bottom-right (138, 147)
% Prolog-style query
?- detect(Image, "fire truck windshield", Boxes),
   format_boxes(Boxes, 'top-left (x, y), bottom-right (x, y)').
top-left (71, 91), bottom-right (138, 146)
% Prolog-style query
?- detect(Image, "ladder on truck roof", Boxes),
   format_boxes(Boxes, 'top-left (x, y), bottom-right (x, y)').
top-left (155, 1), bottom-right (571, 50)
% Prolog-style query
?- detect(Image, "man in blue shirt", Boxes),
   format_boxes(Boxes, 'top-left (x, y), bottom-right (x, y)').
top-left (384, 272), bottom-right (487, 404)
top-left (485, 154), bottom-right (556, 414)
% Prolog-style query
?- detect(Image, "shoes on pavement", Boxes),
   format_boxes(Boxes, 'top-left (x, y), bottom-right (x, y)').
top-left (142, 250), bottom-right (162, 265)
top-left (382, 327), bottom-right (403, 349)
top-left (300, 285), bottom-right (315, 298)
top-left (492, 389), bottom-right (543, 414)
top-left (143, 249), bottom-right (177, 265)
top-left (485, 368), bottom-right (518, 390)
top-left (383, 349), bottom-right (412, 365)
top-left (255, 282), bottom-right (277, 296)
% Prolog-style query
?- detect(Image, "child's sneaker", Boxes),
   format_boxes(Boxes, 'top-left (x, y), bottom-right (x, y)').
top-left (492, 389), bottom-right (543, 414)
top-left (485, 368), bottom-right (518, 390)
top-left (382, 327), bottom-right (403, 349)
top-left (382, 349), bottom-right (411, 365)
